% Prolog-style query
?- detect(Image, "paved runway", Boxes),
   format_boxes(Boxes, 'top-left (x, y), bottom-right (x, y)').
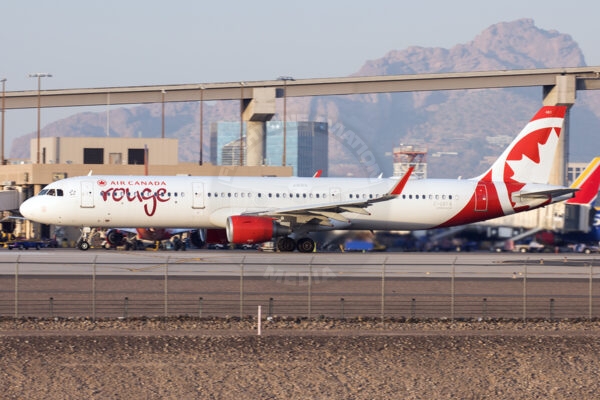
top-left (0, 248), bottom-right (597, 278)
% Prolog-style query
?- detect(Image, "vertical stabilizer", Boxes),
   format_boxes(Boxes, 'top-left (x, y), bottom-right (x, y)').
top-left (474, 106), bottom-right (567, 185)
top-left (566, 157), bottom-right (600, 206)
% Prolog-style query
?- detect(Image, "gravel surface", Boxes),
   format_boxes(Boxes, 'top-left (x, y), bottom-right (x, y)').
top-left (2, 317), bottom-right (600, 399)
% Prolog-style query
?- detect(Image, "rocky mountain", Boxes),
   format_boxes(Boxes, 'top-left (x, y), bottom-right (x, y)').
top-left (10, 19), bottom-right (600, 178)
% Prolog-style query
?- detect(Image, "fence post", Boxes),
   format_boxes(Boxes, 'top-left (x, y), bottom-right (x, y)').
top-left (164, 257), bottom-right (170, 318)
top-left (198, 297), bottom-right (203, 318)
top-left (240, 256), bottom-right (245, 319)
top-left (123, 297), bottom-right (129, 318)
top-left (257, 305), bottom-right (262, 336)
top-left (49, 297), bottom-right (54, 318)
top-left (589, 263), bottom-right (593, 320)
top-left (523, 259), bottom-right (528, 324)
top-left (308, 256), bottom-right (313, 319)
top-left (411, 298), bottom-right (416, 318)
top-left (268, 297), bottom-right (274, 318)
top-left (14, 255), bottom-right (20, 319)
top-left (550, 298), bottom-right (555, 320)
top-left (340, 298), bottom-right (345, 319)
top-left (92, 255), bottom-right (97, 321)
top-left (451, 257), bottom-right (456, 321)
top-left (381, 257), bottom-right (387, 322)
top-left (482, 298), bottom-right (487, 319)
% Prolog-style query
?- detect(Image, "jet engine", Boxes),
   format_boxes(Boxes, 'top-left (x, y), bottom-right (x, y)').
top-left (106, 229), bottom-right (127, 247)
top-left (226, 216), bottom-right (291, 244)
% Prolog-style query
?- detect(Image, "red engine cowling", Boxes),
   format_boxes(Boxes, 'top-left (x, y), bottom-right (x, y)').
top-left (226, 216), bottom-right (290, 244)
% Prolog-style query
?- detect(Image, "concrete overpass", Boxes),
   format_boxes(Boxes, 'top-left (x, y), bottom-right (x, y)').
top-left (3, 67), bottom-right (600, 108)
top-left (4, 67), bottom-right (600, 168)
top-left (3, 66), bottom-right (600, 180)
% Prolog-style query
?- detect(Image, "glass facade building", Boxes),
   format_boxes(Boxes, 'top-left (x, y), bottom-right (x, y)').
top-left (210, 121), bottom-right (328, 177)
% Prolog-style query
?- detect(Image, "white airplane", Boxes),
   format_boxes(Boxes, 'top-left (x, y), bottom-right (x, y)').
top-left (20, 105), bottom-right (577, 252)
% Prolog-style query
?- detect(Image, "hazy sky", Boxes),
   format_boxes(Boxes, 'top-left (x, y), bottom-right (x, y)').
top-left (1, 0), bottom-right (598, 152)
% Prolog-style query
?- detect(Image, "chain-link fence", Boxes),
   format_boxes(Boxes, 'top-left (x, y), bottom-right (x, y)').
top-left (0, 255), bottom-right (598, 320)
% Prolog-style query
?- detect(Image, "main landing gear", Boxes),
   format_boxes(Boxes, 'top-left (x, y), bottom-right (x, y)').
top-left (276, 237), bottom-right (316, 253)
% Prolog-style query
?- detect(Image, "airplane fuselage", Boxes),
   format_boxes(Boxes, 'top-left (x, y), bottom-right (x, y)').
top-left (20, 174), bottom-right (565, 231)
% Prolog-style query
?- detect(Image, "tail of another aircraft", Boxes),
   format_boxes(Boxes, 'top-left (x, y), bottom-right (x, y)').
top-left (474, 106), bottom-right (567, 185)
top-left (566, 157), bottom-right (600, 206)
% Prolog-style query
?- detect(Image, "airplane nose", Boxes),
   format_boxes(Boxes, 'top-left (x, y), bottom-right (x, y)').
top-left (19, 198), bottom-right (37, 220)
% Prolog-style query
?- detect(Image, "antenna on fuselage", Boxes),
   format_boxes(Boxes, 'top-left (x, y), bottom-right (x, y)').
top-left (87, 170), bottom-right (93, 176)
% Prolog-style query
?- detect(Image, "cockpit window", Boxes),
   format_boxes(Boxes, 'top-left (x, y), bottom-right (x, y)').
top-left (38, 188), bottom-right (63, 196)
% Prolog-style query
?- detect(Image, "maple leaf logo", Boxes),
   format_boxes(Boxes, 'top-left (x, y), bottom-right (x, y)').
top-left (503, 126), bottom-right (560, 209)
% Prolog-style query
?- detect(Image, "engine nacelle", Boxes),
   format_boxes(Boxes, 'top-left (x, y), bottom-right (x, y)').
top-left (106, 229), bottom-right (126, 247)
top-left (226, 216), bottom-right (291, 244)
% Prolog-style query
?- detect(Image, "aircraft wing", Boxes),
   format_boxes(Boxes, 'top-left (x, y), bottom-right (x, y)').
top-left (243, 167), bottom-right (414, 226)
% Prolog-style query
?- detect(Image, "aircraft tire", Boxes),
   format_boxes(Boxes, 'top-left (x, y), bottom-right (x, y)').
top-left (277, 237), bottom-right (296, 252)
top-left (297, 238), bottom-right (315, 253)
top-left (78, 240), bottom-right (90, 251)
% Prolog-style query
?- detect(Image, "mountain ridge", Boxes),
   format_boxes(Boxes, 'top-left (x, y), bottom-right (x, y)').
top-left (10, 19), bottom-right (599, 178)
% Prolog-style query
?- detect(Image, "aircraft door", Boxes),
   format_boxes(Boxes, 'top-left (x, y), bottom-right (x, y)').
top-left (192, 182), bottom-right (205, 209)
top-left (80, 181), bottom-right (94, 208)
top-left (474, 182), bottom-right (488, 212)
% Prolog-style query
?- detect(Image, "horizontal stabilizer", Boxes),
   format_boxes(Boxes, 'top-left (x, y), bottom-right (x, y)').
top-left (519, 188), bottom-right (578, 199)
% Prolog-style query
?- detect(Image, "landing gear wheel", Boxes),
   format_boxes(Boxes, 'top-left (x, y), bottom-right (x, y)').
top-left (78, 240), bottom-right (90, 251)
top-left (277, 237), bottom-right (296, 252)
top-left (297, 238), bottom-right (316, 253)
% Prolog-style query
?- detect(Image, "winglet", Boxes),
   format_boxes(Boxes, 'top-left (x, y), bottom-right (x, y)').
top-left (313, 169), bottom-right (322, 178)
top-left (389, 166), bottom-right (414, 195)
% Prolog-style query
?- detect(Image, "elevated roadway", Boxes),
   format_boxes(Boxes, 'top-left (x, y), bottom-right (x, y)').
top-left (3, 67), bottom-right (600, 109)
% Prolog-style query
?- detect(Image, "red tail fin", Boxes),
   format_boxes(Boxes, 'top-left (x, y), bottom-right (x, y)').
top-left (567, 157), bottom-right (600, 205)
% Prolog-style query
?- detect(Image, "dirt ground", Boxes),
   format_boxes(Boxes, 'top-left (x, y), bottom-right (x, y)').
top-left (1, 318), bottom-right (600, 399)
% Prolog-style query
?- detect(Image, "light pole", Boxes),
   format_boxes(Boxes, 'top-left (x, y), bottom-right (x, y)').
top-left (1, 78), bottom-right (6, 165)
top-left (199, 85), bottom-right (204, 165)
top-left (28, 73), bottom-right (52, 164)
top-left (239, 82), bottom-right (245, 166)
top-left (277, 76), bottom-right (294, 166)
top-left (161, 89), bottom-right (166, 139)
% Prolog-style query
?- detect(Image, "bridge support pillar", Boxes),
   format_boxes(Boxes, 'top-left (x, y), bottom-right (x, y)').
top-left (543, 75), bottom-right (576, 186)
top-left (241, 88), bottom-right (276, 166)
